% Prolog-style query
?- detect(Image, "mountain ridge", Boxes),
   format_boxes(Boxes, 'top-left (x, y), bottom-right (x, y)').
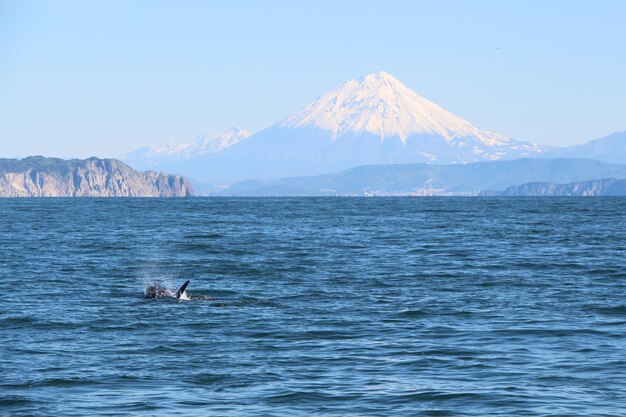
top-left (216, 158), bottom-right (626, 196)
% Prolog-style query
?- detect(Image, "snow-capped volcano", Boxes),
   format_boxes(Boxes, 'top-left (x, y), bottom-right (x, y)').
top-left (121, 127), bottom-right (250, 170)
top-left (280, 71), bottom-right (508, 145)
top-left (126, 72), bottom-right (546, 183)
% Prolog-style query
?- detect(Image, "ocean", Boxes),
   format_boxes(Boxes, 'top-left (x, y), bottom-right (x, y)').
top-left (1, 197), bottom-right (625, 416)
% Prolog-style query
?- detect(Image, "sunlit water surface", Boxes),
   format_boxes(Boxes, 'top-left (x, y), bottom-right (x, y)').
top-left (1, 197), bottom-right (625, 416)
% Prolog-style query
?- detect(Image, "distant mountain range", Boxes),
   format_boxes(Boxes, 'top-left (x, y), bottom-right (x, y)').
top-left (541, 131), bottom-right (626, 164)
top-left (117, 71), bottom-right (625, 191)
top-left (121, 72), bottom-right (548, 184)
top-left (7, 72), bottom-right (623, 198)
top-left (217, 158), bottom-right (626, 196)
top-left (0, 156), bottom-right (193, 197)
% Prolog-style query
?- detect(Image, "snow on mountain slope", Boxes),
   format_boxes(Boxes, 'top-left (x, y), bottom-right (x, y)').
top-left (121, 127), bottom-right (250, 170)
top-left (280, 71), bottom-right (508, 146)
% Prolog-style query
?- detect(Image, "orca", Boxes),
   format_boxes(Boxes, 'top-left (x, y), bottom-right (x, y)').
top-left (175, 280), bottom-right (190, 299)
top-left (145, 280), bottom-right (190, 300)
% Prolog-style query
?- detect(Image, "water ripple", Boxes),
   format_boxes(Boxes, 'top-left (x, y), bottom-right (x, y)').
top-left (0, 197), bottom-right (625, 416)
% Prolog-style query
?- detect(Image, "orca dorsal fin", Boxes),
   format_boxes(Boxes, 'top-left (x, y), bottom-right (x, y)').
top-left (175, 280), bottom-right (190, 299)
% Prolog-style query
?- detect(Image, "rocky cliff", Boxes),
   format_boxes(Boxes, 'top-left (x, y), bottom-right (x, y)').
top-left (494, 178), bottom-right (626, 196)
top-left (0, 156), bottom-right (193, 197)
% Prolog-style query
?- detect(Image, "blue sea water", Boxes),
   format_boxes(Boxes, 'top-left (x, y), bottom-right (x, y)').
top-left (1, 197), bottom-right (625, 416)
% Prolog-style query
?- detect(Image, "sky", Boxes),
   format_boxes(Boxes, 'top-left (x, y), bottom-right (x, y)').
top-left (1, 0), bottom-right (625, 158)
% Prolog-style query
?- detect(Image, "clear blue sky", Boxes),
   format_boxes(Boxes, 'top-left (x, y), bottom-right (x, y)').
top-left (1, 0), bottom-right (625, 158)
